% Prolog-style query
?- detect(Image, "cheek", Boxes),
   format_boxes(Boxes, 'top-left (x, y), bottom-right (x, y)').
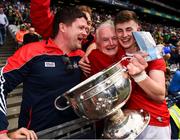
top-left (127, 31), bottom-right (133, 36)
top-left (99, 45), bottom-right (106, 52)
top-left (113, 41), bottom-right (118, 45)
top-left (116, 32), bottom-right (122, 38)
top-left (118, 38), bottom-right (123, 44)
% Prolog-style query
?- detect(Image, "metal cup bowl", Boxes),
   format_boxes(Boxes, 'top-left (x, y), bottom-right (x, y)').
top-left (55, 61), bottom-right (132, 120)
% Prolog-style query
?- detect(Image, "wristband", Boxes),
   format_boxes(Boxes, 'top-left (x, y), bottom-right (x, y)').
top-left (132, 71), bottom-right (148, 83)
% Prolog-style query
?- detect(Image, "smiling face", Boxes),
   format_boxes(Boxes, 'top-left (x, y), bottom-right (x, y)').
top-left (65, 17), bottom-right (88, 51)
top-left (115, 20), bottom-right (140, 53)
top-left (96, 25), bottom-right (119, 57)
top-left (114, 10), bottom-right (141, 53)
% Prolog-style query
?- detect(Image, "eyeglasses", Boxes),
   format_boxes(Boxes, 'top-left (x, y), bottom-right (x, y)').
top-left (61, 55), bottom-right (74, 73)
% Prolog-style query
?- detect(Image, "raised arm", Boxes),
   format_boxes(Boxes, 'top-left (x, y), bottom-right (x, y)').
top-left (30, 0), bottom-right (54, 39)
top-left (127, 54), bottom-right (166, 103)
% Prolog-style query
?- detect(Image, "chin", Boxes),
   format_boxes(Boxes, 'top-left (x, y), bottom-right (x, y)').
top-left (77, 45), bottom-right (82, 49)
top-left (73, 45), bottom-right (81, 51)
top-left (121, 44), bottom-right (132, 49)
top-left (106, 52), bottom-right (117, 57)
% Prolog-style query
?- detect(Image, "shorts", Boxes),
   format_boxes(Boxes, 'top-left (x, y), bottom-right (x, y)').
top-left (136, 125), bottom-right (171, 139)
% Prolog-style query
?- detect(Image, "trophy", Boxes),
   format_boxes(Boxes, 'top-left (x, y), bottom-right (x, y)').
top-left (54, 58), bottom-right (150, 139)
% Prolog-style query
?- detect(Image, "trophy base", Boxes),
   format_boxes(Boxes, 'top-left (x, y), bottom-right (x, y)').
top-left (103, 109), bottom-right (150, 139)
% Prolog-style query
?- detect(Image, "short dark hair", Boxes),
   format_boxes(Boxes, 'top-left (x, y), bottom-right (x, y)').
top-left (52, 6), bottom-right (87, 38)
top-left (114, 10), bottom-right (139, 25)
top-left (78, 5), bottom-right (92, 16)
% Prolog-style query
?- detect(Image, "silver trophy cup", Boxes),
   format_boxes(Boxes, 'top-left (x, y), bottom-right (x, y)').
top-left (55, 59), bottom-right (150, 139)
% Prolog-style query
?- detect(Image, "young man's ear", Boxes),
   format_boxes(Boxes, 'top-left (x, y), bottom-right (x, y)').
top-left (59, 23), bottom-right (67, 33)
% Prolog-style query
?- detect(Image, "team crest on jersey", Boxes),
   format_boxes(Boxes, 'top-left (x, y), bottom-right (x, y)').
top-left (73, 62), bottom-right (79, 69)
top-left (45, 62), bottom-right (55, 67)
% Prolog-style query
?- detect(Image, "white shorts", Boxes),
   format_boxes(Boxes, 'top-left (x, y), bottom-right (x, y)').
top-left (136, 125), bottom-right (171, 139)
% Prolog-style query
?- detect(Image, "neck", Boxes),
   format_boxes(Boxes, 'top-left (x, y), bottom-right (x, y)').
top-left (125, 44), bottom-right (139, 54)
top-left (53, 35), bottom-right (70, 54)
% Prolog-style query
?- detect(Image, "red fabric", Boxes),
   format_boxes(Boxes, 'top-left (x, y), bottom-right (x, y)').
top-left (30, 0), bottom-right (54, 39)
top-left (0, 130), bottom-right (8, 134)
top-left (127, 58), bottom-right (170, 126)
top-left (30, 0), bottom-right (94, 49)
top-left (88, 48), bottom-right (125, 76)
top-left (27, 107), bottom-right (32, 129)
top-left (3, 39), bottom-right (84, 73)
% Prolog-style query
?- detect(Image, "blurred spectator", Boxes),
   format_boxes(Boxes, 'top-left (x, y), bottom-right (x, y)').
top-left (163, 30), bottom-right (171, 44)
top-left (22, 7), bottom-right (30, 23)
top-left (15, 24), bottom-right (27, 47)
top-left (23, 27), bottom-right (39, 45)
top-left (154, 27), bottom-right (164, 44)
top-left (168, 32), bottom-right (178, 46)
top-left (7, 9), bottom-right (15, 24)
top-left (168, 42), bottom-right (180, 66)
top-left (0, 4), bottom-right (9, 46)
top-left (14, 9), bottom-right (23, 25)
top-left (163, 43), bottom-right (172, 55)
top-left (168, 70), bottom-right (180, 95)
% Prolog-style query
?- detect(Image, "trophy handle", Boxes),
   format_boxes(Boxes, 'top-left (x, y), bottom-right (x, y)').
top-left (120, 56), bottom-right (133, 63)
top-left (54, 95), bottom-right (70, 111)
top-left (119, 56), bottom-right (133, 71)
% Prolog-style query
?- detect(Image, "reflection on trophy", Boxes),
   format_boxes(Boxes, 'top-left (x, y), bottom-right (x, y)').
top-left (54, 60), bottom-right (150, 139)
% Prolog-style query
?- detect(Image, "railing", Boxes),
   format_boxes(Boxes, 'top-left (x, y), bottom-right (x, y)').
top-left (37, 118), bottom-right (96, 139)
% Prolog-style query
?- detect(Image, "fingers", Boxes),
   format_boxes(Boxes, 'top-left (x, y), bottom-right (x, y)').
top-left (29, 130), bottom-right (38, 140)
top-left (133, 53), bottom-right (148, 66)
top-left (79, 56), bottom-right (91, 75)
top-left (31, 130), bottom-right (38, 140)
top-left (79, 61), bottom-right (91, 70)
top-left (79, 62), bottom-right (91, 74)
top-left (12, 127), bottom-right (38, 140)
top-left (127, 54), bottom-right (148, 76)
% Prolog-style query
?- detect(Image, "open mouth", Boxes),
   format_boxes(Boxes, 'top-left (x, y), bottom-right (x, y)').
top-left (77, 37), bottom-right (83, 43)
top-left (120, 37), bottom-right (132, 44)
top-left (122, 37), bottom-right (131, 42)
top-left (106, 46), bottom-right (117, 50)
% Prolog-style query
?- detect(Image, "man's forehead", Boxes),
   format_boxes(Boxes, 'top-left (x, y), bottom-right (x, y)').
top-left (100, 30), bottom-right (116, 38)
top-left (115, 20), bottom-right (138, 28)
top-left (99, 26), bottom-right (115, 33)
top-left (73, 17), bottom-right (88, 25)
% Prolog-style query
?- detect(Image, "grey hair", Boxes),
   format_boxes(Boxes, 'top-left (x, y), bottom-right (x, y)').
top-left (95, 20), bottom-right (115, 43)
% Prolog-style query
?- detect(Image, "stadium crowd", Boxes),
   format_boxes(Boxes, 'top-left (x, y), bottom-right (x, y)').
top-left (0, 0), bottom-right (180, 138)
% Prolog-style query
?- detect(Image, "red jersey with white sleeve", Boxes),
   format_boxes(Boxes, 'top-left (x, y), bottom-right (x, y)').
top-left (126, 58), bottom-right (170, 126)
